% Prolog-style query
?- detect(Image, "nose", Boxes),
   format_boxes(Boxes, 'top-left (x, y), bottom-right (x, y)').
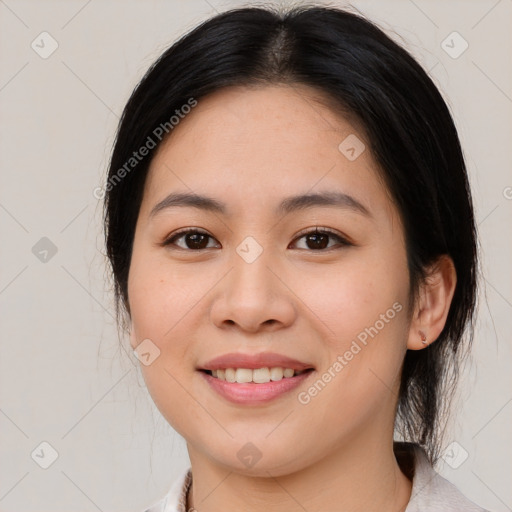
top-left (209, 248), bottom-right (296, 334)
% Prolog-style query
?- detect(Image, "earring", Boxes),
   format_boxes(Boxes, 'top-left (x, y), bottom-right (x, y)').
top-left (419, 330), bottom-right (428, 345)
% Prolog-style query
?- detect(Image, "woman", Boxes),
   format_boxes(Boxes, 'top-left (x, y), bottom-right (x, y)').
top-left (102, 4), bottom-right (487, 511)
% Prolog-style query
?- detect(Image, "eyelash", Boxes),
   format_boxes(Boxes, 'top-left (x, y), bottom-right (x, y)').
top-left (161, 227), bottom-right (352, 252)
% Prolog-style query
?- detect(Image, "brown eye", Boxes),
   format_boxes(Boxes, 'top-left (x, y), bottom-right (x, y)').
top-left (164, 229), bottom-right (219, 250)
top-left (306, 232), bottom-right (329, 250)
top-left (290, 228), bottom-right (351, 251)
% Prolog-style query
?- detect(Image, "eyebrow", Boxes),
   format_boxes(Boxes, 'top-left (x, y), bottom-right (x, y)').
top-left (149, 190), bottom-right (371, 218)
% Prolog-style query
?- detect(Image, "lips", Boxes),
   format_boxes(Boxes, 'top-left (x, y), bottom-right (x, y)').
top-left (199, 368), bottom-right (314, 404)
top-left (197, 352), bottom-right (316, 404)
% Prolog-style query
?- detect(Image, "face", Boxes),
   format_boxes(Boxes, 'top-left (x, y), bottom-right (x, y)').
top-left (128, 84), bottom-right (413, 476)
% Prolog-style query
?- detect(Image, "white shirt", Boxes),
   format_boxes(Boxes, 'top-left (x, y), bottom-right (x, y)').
top-left (144, 442), bottom-right (489, 512)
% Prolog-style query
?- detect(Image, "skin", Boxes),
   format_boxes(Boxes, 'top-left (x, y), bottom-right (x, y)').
top-left (127, 84), bottom-right (456, 512)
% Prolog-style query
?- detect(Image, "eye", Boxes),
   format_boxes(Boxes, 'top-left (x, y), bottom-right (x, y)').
top-left (162, 229), bottom-right (220, 250)
top-left (161, 227), bottom-right (352, 252)
top-left (290, 227), bottom-right (352, 251)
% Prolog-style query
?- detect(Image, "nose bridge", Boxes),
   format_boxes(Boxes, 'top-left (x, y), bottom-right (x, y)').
top-left (210, 234), bottom-right (296, 332)
top-left (230, 234), bottom-right (277, 303)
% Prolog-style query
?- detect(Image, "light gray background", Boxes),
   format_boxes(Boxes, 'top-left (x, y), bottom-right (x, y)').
top-left (0, 0), bottom-right (511, 511)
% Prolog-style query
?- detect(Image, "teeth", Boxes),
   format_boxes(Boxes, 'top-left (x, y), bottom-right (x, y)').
top-left (269, 367), bottom-right (283, 381)
top-left (209, 367), bottom-right (305, 383)
top-left (253, 367), bottom-right (270, 383)
top-left (235, 368), bottom-right (253, 383)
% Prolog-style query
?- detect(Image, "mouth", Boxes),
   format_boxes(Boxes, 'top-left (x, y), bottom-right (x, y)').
top-left (199, 367), bottom-right (314, 384)
top-left (197, 352), bottom-right (316, 405)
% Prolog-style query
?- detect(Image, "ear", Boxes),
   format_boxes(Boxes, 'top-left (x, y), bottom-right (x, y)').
top-left (407, 255), bottom-right (457, 350)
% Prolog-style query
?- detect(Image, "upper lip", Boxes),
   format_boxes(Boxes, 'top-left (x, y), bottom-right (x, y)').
top-left (199, 352), bottom-right (315, 371)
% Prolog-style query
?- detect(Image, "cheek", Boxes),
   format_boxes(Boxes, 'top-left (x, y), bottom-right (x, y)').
top-left (128, 253), bottom-right (203, 344)
top-left (291, 249), bottom-right (410, 413)
top-left (291, 249), bottom-right (409, 346)
top-left (127, 255), bottom-right (205, 436)
top-left (292, 284), bottom-right (408, 450)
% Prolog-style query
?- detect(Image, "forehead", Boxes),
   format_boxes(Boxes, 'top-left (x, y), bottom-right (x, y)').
top-left (141, 84), bottom-right (388, 217)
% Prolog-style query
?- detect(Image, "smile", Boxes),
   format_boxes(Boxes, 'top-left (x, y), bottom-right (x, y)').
top-left (199, 368), bottom-right (315, 405)
top-left (203, 367), bottom-right (311, 384)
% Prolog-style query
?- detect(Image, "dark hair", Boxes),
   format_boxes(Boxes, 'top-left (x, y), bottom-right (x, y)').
top-left (103, 4), bottom-right (478, 464)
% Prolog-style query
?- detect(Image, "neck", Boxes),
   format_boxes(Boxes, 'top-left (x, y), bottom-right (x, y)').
top-left (186, 433), bottom-right (412, 512)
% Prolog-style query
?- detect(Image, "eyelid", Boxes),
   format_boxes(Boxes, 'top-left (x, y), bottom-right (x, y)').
top-left (290, 226), bottom-right (352, 249)
top-left (161, 227), bottom-right (218, 248)
top-left (292, 226), bottom-right (348, 241)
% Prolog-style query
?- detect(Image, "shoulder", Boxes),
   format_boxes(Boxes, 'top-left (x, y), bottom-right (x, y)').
top-left (142, 468), bottom-right (191, 512)
top-left (395, 442), bottom-right (490, 512)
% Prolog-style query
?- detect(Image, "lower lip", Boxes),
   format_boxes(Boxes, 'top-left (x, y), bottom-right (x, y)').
top-left (199, 370), bottom-right (314, 405)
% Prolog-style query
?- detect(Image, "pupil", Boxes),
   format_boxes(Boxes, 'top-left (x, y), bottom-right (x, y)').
top-left (188, 233), bottom-right (207, 249)
top-left (308, 233), bottom-right (328, 250)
